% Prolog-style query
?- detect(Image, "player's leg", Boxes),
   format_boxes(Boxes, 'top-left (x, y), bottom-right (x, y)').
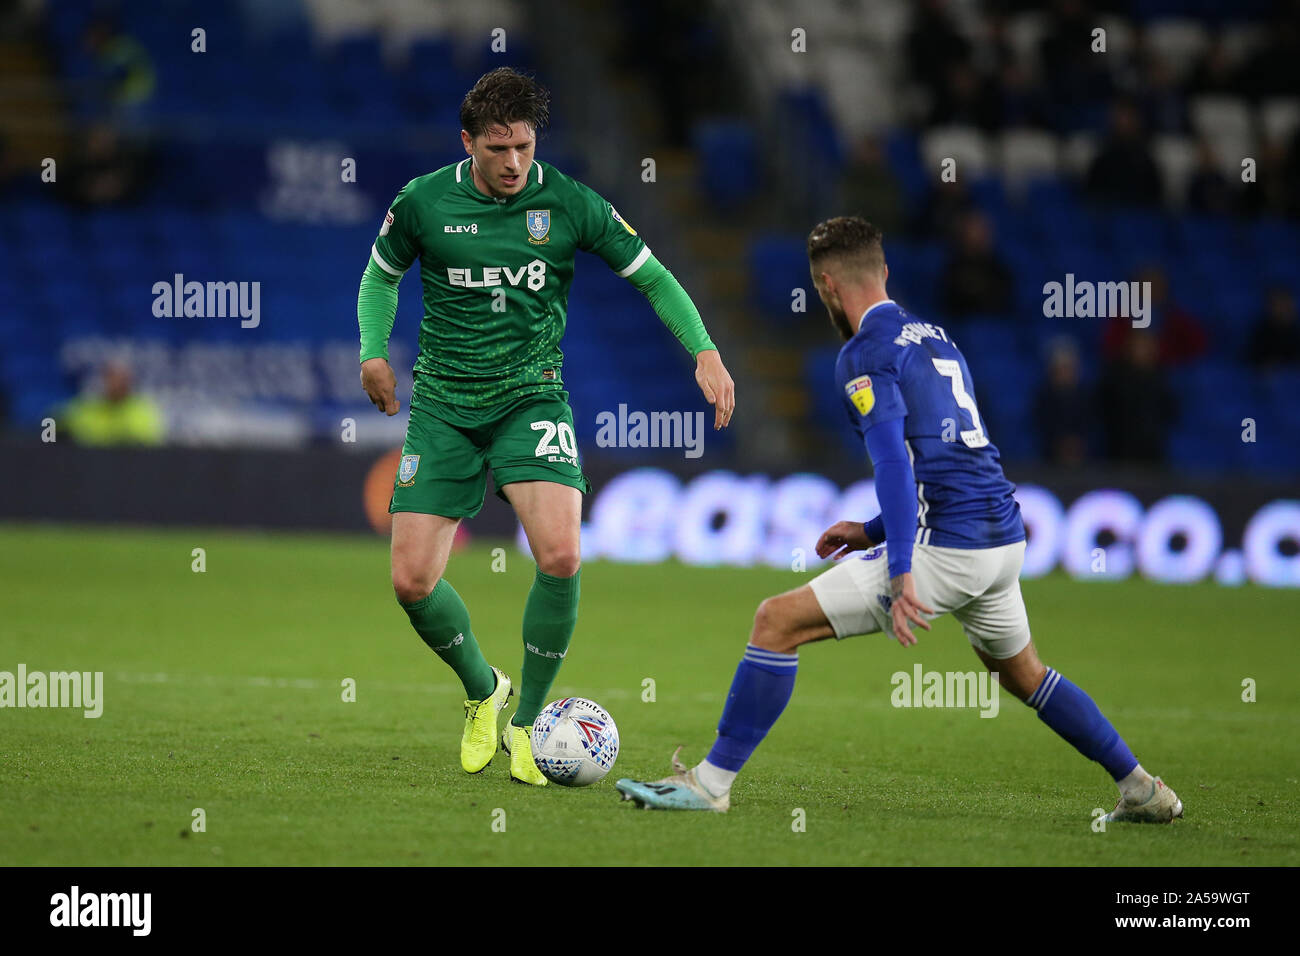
top-left (958, 542), bottom-right (1182, 822)
top-left (618, 550), bottom-right (887, 811)
top-left (390, 405), bottom-right (512, 773)
top-left (391, 511), bottom-right (495, 700)
top-left (486, 392), bottom-right (590, 784)
top-left (686, 585), bottom-right (836, 802)
top-left (501, 477), bottom-right (582, 728)
top-left (489, 479), bottom-right (581, 785)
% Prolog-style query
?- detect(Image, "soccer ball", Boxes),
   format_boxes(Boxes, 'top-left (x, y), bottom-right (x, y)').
top-left (530, 697), bottom-right (620, 787)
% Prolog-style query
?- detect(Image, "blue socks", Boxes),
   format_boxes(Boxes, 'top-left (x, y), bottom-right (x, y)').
top-left (1028, 667), bottom-right (1139, 780)
top-left (705, 644), bottom-right (798, 773)
top-left (700, 651), bottom-right (1139, 794)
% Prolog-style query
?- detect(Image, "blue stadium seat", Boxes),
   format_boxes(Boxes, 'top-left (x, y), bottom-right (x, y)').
top-left (883, 131), bottom-right (929, 213)
top-left (748, 235), bottom-right (810, 318)
top-left (1257, 369), bottom-right (1300, 420)
top-left (692, 119), bottom-right (759, 209)
top-left (1168, 430), bottom-right (1229, 474)
top-left (951, 315), bottom-right (1027, 358)
top-left (1174, 215), bottom-right (1234, 257)
top-left (804, 345), bottom-right (859, 454)
top-left (1208, 283), bottom-right (1262, 358)
top-left (967, 175), bottom-right (1008, 221)
top-left (1101, 209), bottom-right (1171, 272)
top-left (884, 239), bottom-right (944, 316)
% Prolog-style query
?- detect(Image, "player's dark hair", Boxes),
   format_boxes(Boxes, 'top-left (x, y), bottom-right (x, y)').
top-left (807, 216), bottom-right (885, 278)
top-left (460, 67), bottom-right (551, 140)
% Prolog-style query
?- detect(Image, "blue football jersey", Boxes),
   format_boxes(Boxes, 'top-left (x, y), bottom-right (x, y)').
top-left (835, 300), bottom-right (1024, 550)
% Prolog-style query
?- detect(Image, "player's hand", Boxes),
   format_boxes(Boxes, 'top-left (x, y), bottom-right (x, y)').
top-left (816, 520), bottom-right (873, 560)
top-left (889, 573), bottom-right (933, 648)
top-left (694, 349), bottom-right (735, 430)
top-left (360, 357), bottom-right (400, 416)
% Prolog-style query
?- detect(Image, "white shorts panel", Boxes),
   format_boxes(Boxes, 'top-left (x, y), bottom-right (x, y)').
top-left (807, 540), bottom-right (1030, 659)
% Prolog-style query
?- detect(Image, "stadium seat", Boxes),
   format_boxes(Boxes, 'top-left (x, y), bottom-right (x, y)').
top-left (1259, 98), bottom-right (1300, 146)
top-left (1172, 214), bottom-right (1236, 257)
top-left (954, 315), bottom-right (1032, 360)
top-left (998, 130), bottom-right (1060, 194)
top-left (967, 175), bottom-right (1009, 219)
top-left (803, 345), bottom-right (859, 454)
top-left (1005, 12), bottom-right (1048, 64)
top-left (1096, 15), bottom-right (1137, 60)
top-left (1248, 226), bottom-right (1300, 296)
top-left (1210, 286), bottom-right (1262, 358)
top-left (748, 235), bottom-right (812, 319)
top-left (921, 126), bottom-right (992, 181)
top-left (398, 36), bottom-right (463, 112)
top-left (882, 239), bottom-right (944, 317)
top-left (1145, 19), bottom-right (1210, 79)
top-left (1168, 429), bottom-right (1229, 474)
top-left (384, 1), bottom-right (455, 52)
top-left (1189, 96), bottom-right (1252, 145)
top-left (692, 119), bottom-right (759, 209)
top-left (1152, 135), bottom-right (1197, 206)
top-left (776, 87), bottom-right (845, 185)
top-left (821, 46), bottom-right (895, 137)
top-left (882, 131), bottom-right (930, 212)
top-left (1059, 132), bottom-right (1099, 179)
top-left (1101, 209), bottom-right (1172, 272)
top-left (1258, 369), bottom-right (1300, 418)
top-left (301, 0), bottom-right (380, 45)
top-left (847, 0), bottom-right (909, 45)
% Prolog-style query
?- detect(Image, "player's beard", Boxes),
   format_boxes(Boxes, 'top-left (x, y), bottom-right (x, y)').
top-left (827, 299), bottom-right (854, 341)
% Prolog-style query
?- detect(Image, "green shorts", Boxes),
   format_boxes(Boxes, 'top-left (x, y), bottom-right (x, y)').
top-left (390, 390), bottom-right (591, 519)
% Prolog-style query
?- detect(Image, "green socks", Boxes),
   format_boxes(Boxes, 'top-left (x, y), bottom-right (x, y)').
top-left (400, 569), bottom-right (581, 720)
top-left (512, 568), bottom-right (581, 727)
top-left (400, 579), bottom-right (495, 701)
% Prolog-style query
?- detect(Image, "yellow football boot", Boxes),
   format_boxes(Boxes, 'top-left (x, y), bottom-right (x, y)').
top-left (460, 666), bottom-right (512, 773)
top-left (501, 723), bottom-right (548, 786)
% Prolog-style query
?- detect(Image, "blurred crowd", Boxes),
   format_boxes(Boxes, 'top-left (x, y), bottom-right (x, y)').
top-left (909, 0), bottom-right (1300, 218)
top-left (842, 0), bottom-right (1300, 470)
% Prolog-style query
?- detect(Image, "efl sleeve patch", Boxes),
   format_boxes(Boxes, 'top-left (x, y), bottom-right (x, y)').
top-left (610, 204), bottom-right (636, 235)
top-left (379, 209), bottom-right (394, 236)
top-left (845, 375), bottom-right (875, 415)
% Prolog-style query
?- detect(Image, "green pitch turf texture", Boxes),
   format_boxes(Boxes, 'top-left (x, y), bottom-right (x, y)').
top-left (1, 523), bottom-right (1296, 866)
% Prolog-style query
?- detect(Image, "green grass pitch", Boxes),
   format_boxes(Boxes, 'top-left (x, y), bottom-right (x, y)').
top-left (1, 523), bottom-right (1297, 866)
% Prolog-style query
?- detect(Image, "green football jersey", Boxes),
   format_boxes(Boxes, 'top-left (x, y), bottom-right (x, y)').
top-left (370, 158), bottom-right (649, 409)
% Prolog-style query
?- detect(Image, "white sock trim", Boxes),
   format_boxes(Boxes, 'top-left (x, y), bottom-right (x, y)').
top-left (695, 760), bottom-right (737, 798)
top-left (1117, 764), bottom-right (1154, 802)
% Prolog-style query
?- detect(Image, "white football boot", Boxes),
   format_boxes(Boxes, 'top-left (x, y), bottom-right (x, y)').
top-left (1103, 776), bottom-right (1184, 823)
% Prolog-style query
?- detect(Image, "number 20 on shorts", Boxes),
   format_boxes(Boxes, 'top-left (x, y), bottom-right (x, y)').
top-left (531, 419), bottom-right (578, 459)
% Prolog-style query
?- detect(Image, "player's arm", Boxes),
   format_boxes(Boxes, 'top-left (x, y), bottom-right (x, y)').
top-left (816, 349), bottom-right (902, 559)
top-left (813, 423), bottom-right (913, 558)
top-left (358, 191), bottom-right (419, 416)
top-left (863, 417), bottom-right (934, 645)
top-left (815, 513), bottom-right (883, 558)
top-left (575, 183), bottom-right (735, 428)
top-left (818, 346), bottom-right (933, 642)
top-left (358, 260), bottom-right (400, 414)
top-left (863, 417), bottom-right (916, 575)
